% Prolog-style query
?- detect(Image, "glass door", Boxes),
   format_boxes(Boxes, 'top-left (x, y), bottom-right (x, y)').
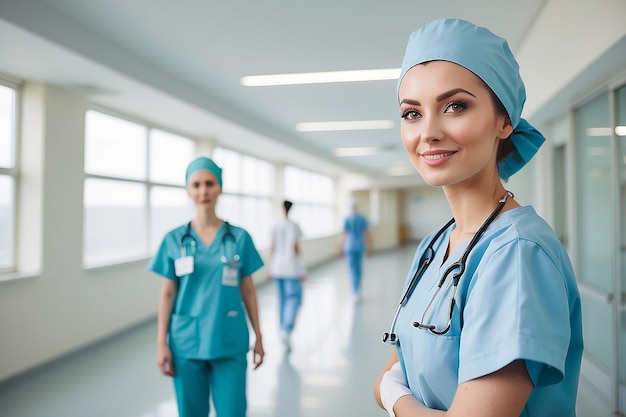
top-left (574, 91), bottom-right (616, 407)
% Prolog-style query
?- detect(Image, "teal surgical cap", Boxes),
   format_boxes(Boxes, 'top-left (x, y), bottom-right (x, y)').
top-left (398, 18), bottom-right (545, 181)
top-left (185, 157), bottom-right (223, 188)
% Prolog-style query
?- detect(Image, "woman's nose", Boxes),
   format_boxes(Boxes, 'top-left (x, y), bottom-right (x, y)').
top-left (420, 115), bottom-right (442, 143)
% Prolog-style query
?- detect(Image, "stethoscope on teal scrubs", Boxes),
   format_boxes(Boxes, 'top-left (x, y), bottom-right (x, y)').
top-left (181, 221), bottom-right (240, 266)
top-left (382, 191), bottom-right (512, 343)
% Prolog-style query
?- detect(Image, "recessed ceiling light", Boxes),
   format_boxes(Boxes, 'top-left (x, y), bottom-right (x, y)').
top-left (296, 120), bottom-right (394, 132)
top-left (241, 68), bottom-right (400, 86)
top-left (334, 147), bottom-right (378, 157)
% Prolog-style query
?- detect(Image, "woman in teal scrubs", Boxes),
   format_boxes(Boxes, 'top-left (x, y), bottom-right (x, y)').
top-left (149, 157), bottom-right (265, 417)
top-left (373, 19), bottom-right (583, 417)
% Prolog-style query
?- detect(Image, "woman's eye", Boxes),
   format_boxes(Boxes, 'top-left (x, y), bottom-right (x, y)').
top-left (401, 109), bottom-right (421, 120)
top-left (444, 101), bottom-right (467, 113)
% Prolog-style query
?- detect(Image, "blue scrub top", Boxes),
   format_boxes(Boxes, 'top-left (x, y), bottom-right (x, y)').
top-left (149, 222), bottom-right (264, 360)
top-left (343, 213), bottom-right (368, 253)
top-left (395, 206), bottom-right (583, 416)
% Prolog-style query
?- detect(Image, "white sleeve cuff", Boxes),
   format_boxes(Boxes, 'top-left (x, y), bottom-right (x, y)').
top-left (380, 362), bottom-right (412, 417)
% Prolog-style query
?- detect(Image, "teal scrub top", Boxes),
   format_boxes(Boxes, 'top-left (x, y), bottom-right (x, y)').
top-left (149, 222), bottom-right (264, 360)
top-left (343, 213), bottom-right (368, 253)
top-left (395, 206), bottom-right (583, 416)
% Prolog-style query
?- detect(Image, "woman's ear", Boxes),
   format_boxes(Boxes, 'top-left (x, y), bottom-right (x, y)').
top-left (498, 116), bottom-right (514, 140)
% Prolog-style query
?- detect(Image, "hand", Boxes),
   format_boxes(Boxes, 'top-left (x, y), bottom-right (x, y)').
top-left (252, 337), bottom-right (265, 369)
top-left (157, 343), bottom-right (175, 377)
top-left (299, 275), bottom-right (307, 283)
top-left (380, 362), bottom-right (412, 417)
top-left (267, 273), bottom-right (273, 282)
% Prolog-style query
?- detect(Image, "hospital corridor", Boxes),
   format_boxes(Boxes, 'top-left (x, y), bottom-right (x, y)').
top-left (0, 246), bottom-right (616, 417)
top-left (2, 1), bottom-right (626, 416)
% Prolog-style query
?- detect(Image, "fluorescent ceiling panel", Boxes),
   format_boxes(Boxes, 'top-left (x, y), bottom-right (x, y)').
top-left (334, 147), bottom-right (378, 157)
top-left (241, 68), bottom-right (400, 86)
top-left (296, 120), bottom-right (394, 132)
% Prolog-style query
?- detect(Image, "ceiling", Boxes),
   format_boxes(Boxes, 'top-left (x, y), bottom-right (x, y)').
top-left (0, 0), bottom-right (624, 185)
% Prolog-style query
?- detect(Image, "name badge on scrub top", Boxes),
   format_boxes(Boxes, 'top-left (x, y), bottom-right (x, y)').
top-left (174, 256), bottom-right (194, 277)
top-left (222, 265), bottom-right (238, 286)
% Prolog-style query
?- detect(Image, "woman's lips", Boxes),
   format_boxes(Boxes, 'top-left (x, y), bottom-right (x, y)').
top-left (420, 150), bottom-right (456, 167)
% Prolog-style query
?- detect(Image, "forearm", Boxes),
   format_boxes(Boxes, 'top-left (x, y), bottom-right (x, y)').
top-left (374, 349), bottom-right (400, 408)
top-left (157, 280), bottom-right (177, 345)
top-left (393, 396), bottom-right (443, 416)
top-left (388, 360), bottom-right (532, 417)
top-left (240, 277), bottom-right (262, 338)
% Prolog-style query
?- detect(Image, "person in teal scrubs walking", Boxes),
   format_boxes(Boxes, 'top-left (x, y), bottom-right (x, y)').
top-left (149, 157), bottom-right (265, 417)
top-left (340, 199), bottom-right (372, 301)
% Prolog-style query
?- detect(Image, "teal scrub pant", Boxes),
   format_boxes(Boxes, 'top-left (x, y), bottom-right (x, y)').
top-left (172, 354), bottom-right (247, 417)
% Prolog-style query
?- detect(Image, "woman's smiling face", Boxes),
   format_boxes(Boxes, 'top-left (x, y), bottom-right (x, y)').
top-left (398, 60), bottom-right (512, 187)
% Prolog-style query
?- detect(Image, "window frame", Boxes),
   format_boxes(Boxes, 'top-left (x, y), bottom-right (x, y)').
top-left (0, 78), bottom-right (20, 274)
top-left (83, 107), bottom-right (194, 269)
top-left (212, 147), bottom-right (275, 249)
top-left (284, 165), bottom-right (337, 239)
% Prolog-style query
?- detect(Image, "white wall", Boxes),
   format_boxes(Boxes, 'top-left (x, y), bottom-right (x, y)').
top-left (401, 187), bottom-right (451, 241)
top-left (0, 83), bottom-right (162, 382)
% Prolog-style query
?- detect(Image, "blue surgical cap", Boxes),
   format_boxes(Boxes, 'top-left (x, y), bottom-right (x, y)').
top-left (185, 157), bottom-right (222, 188)
top-left (398, 18), bottom-right (545, 181)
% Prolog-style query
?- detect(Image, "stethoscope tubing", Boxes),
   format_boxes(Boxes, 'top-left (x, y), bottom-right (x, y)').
top-left (180, 221), bottom-right (239, 264)
top-left (383, 191), bottom-right (513, 343)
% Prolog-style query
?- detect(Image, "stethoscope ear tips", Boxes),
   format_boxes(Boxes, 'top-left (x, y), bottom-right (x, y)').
top-left (382, 333), bottom-right (396, 343)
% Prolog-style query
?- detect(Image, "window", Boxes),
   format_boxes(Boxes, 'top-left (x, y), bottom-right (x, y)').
top-left (83, 110), bottom-right (194, 267)
top-left (0, 83), bottom-right (17, 271)
top-left (284, 166), bottom-right (336, 238)
top-left (212, 148), bottom-right (274, 249)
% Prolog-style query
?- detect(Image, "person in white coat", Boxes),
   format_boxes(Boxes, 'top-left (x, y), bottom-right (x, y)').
top-left (268, 200), bottom-right (306, 351)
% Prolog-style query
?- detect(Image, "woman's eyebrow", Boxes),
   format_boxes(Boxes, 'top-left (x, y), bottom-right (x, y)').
top-left (436, 88), bottom-right (476, 102)
top-left (399, 98), bottom-right (420, 106)
top-left (400, 88), bottom-right (476, 106)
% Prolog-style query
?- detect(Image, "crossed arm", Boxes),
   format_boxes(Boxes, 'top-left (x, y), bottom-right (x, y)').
top-left (374, 349), bottom-right (533, 417)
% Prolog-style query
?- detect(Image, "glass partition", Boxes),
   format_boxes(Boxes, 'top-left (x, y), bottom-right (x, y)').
top-left (574, 91), bottom-right (614, 372)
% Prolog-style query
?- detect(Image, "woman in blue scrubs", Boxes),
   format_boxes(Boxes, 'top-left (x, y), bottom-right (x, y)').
top-left (340, 199), bottom-right (372, 301)
top-left (373, 19), bottom-right (583, 417)
top-left (149, 157), bottom-right (265, 417)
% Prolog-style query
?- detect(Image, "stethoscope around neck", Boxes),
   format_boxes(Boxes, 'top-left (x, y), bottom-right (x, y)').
top-left (382, 191), bottom-right (513, 344)
top-left (180, 221), bottom-right (240, 266)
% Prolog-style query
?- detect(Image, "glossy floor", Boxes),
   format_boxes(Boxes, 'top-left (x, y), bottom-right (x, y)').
top-left (0, 245), bottom-right (617, 417)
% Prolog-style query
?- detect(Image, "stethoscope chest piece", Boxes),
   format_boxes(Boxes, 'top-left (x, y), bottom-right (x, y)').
top-left (180, 221), bottom-right (240, 266)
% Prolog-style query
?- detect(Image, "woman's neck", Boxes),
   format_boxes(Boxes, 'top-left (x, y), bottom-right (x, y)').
top-left (193, 210), bottom-right (221, 229)
top-left (444, 184), bottom-right (514, 237)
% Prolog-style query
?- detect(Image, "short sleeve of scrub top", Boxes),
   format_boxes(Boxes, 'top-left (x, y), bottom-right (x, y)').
top-left (149, 224), bottom-right (184, 280)
top-left (236, 228), bottom-right (264, 278)
top-left (395, 207), bottom-right (582, 416)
